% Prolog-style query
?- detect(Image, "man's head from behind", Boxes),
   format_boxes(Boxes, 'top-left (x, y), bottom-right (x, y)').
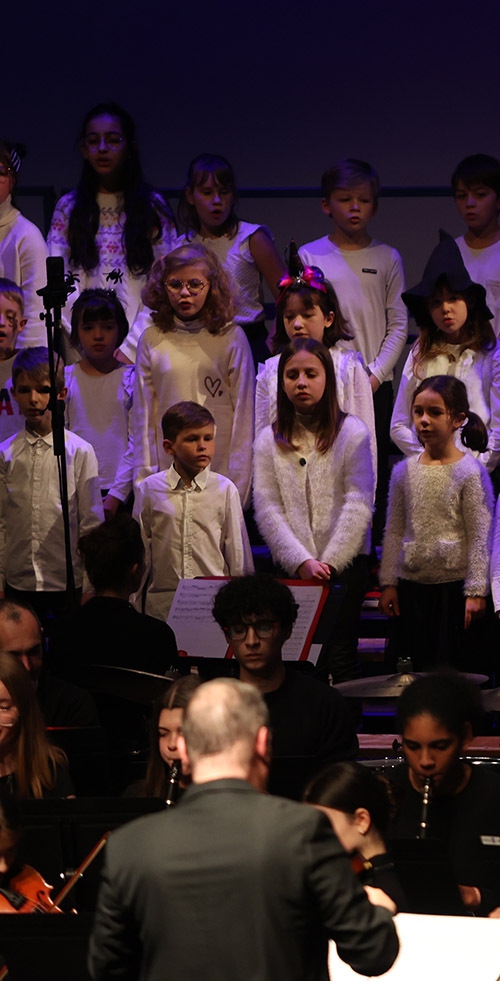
top-left (212, 575), bottom-right (299, 679)
top-left (0, 601), bottom-right (44, 681)
top-left (179, 678), bottom-right (270, 788)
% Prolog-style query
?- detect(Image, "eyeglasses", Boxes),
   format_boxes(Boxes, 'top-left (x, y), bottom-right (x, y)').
top-left (164, 278), bottom-right (209, 296)
top-left (0, 167), bottom-right (12, 181)
top-left (225, 621), bottom-right (278, 641)
top-left (83, 133), bottom-right (125, 152)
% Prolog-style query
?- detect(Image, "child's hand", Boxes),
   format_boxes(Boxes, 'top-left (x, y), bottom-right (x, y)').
top-left (103, 494), bottom-right (121, 521)
top-left (369, 374), bottom-right (381, 394)
top-left (464, 596), bottom-right (486, 629)
top-left (379, 586), bottom-right (400, 617)
top-left (298, 559), bottom-right (331, 581)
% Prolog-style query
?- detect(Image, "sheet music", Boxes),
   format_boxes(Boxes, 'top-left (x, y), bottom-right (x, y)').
top-left (167, 578), bottom-right (327, 659)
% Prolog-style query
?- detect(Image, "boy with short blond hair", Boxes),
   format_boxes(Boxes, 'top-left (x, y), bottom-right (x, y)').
top-left (299, 157), bottom-right (408, 545)
top-left (0, 347), bottom-right (104, 623)
top-left (0, 278), bottom-right (27, 441)
top-left (452, 153), bottom-right (500, 337)
top-left (133, 400), bottom-right (254, 621)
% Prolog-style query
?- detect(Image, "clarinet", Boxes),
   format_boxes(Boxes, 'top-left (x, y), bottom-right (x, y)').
top-left (417, 776), bottom-right (433, 839)
top-left (165, 760), bottom-right (181, 808)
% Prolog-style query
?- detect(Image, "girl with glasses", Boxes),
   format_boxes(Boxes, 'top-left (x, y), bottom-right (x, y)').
top-left (133, 243), bottom-right (255, 509)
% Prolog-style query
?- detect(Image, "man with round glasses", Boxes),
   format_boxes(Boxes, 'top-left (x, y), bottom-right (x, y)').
top-left (212, 574), bottom-right (358, 798)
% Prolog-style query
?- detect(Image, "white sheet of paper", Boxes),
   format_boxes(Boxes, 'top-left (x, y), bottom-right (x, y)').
top-left (328, 912), bottom-right (500, 981)
top-left (166, 578), bottom-right (326, 660)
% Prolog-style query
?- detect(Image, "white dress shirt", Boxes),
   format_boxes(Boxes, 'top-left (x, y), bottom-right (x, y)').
top-left (0, 427), bottom-right (104, 591)
top-left (133, 463), bottom-right (254, 621)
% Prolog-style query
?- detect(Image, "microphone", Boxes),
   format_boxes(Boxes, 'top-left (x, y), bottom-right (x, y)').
top-left (36, 257), bottom-right (76, 309)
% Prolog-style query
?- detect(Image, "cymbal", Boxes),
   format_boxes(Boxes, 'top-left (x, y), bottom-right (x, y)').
top-left (76, 664), bottom-right (173, 705)
top-left (482, 688), bottom-right (500, 711)
top-left (334, 671), bottom-right (489, 698)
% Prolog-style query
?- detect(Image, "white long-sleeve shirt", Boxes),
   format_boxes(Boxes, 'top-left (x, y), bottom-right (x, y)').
top-left (390, 342), bottom-right (500, 473)
top-left (0, 196), bottom-right (48, 348)
top-left (64, 363), bottom-right (134, 493)
top-left (0, 427), bottom-right (104, 591)
top-left (298, 237), bottom-right (408, 383)
top-left (132, 316), bottom-right (255, 509)
top-left (133, 463), bottom-right (254, 621)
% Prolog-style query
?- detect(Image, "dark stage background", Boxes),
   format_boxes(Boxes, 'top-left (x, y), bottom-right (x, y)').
top-left (5, 0), bottom-right (500, 327)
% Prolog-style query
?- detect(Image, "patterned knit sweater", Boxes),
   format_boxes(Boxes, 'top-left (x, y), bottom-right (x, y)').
top-left (380, 454), bottom-right (493, 595)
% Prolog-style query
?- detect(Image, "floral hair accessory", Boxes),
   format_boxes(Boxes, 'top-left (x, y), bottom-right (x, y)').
top-left (277, 239), bottom-right (327, 301)
top-left (277, 266), bottom-right (327, 295)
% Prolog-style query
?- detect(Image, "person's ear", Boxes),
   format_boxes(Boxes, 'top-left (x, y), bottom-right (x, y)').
top-left (452, 412), bottom-right (466, 431)
top-left (321, 197), bottom-right (332, 219)
top-left (185, 186), bottom-right (194, 206)
top-left (57, 386), bottom-right (68, 401)
top-left (353, 807), bottom-right (371, 836)
top-left (163, 439), bottom-right (174, 457)
top-left (255, 725), bottom-right (271, 766)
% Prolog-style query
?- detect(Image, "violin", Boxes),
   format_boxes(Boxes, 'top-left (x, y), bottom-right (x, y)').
top-left (0, 832), bottom-right (109, 980)
top-left (349, 851), bottom-right (374, 878)
top-left (0, 865), bottom-right (62, 914)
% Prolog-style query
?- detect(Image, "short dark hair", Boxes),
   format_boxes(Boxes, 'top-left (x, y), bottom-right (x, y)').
top-left (161, 401), bottom-right (215, 441)
top-left (12, 347), bottom-right (65, 394)
top-left (78, 515), bottom-right (144, 592)
top-left (212, 574), bottom-right (299, 631)
top-left (396, 669), bottom-right (483, 740)
top-left (321, 157), bottom-right (380, 203)
top-left (70, 289), bottom-right (129, 347)
top-left (451, 153), bottom-right (500, 197)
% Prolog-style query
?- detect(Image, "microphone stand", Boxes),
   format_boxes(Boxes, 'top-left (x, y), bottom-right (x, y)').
top-left (36, 257), bottom-right (77, 614)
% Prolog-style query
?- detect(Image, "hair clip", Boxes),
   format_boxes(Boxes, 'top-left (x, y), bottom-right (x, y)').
top-left (277, 266), bottom-right (327, 297)
top-left (9, 148), bottom-right (22, 174)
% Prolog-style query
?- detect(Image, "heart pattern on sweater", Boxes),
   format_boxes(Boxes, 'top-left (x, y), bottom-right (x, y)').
top-left (204, 376), bottom-right (223, 398)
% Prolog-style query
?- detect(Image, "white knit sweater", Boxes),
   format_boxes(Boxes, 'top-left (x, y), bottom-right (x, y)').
top-left (253, 414), bottom-right (374, 575)
top-left (380, 454), bottom-right (493, 595)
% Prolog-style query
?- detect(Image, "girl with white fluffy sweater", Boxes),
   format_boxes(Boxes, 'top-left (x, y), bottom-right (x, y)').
top-left (253, 337), bottom-right (374, 682)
